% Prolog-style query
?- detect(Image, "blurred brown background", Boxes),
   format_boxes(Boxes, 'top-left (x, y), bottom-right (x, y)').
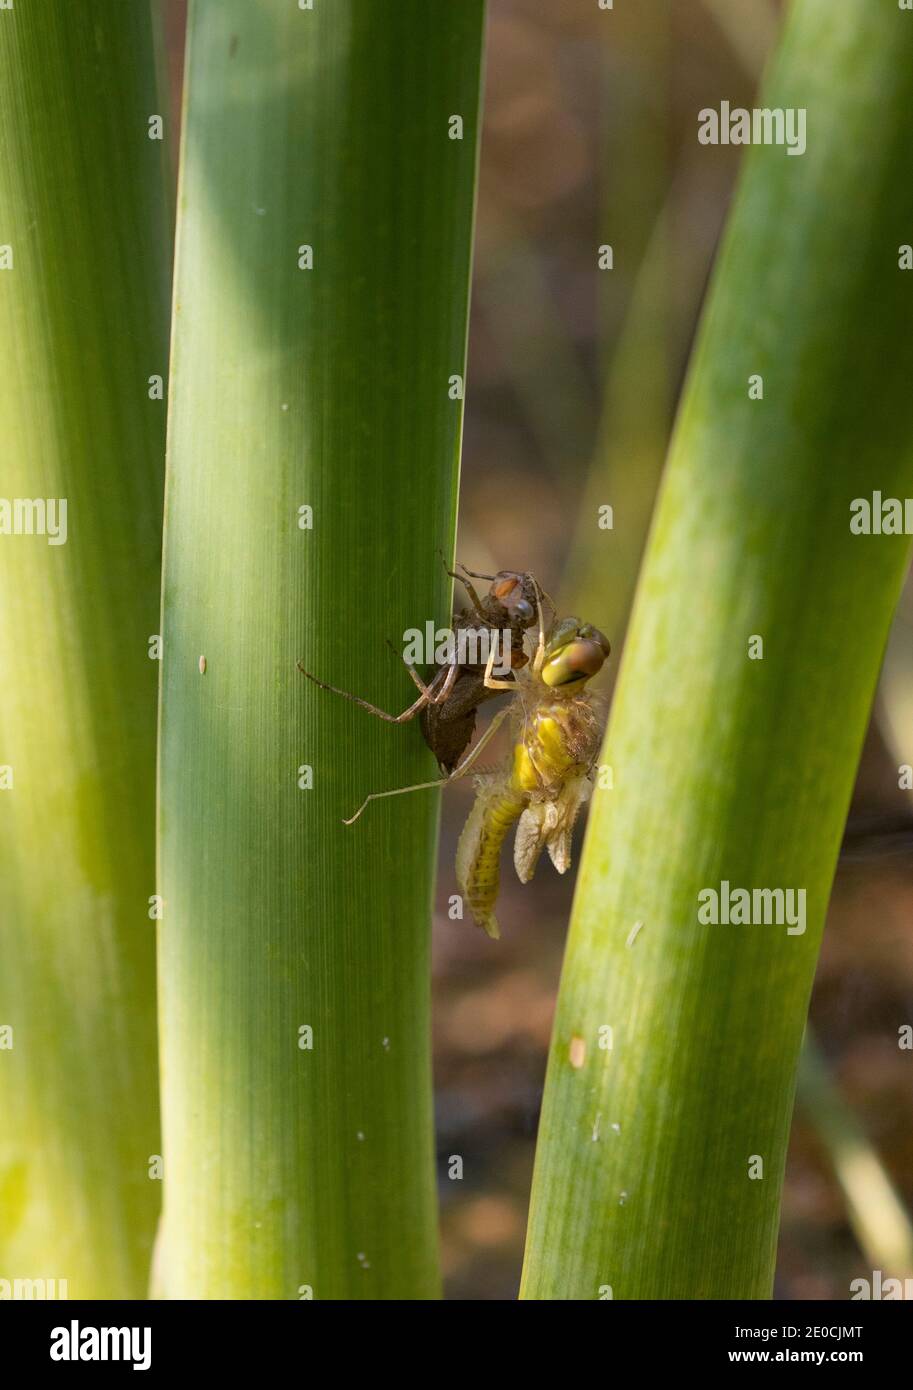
top-left (165, 0), bottom-right (913, 1300)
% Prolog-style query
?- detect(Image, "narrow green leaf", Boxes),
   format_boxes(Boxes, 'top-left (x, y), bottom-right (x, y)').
top-left (158, 0), bottom-right (485, 1299)
top-left (522, 0), bottom-right (913, 1300)
top-left (0, 4), bottom-right (169, 1296)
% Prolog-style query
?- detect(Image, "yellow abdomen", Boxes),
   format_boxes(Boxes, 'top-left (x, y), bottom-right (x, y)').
top-left (455, 782), bottom-right (527, 939)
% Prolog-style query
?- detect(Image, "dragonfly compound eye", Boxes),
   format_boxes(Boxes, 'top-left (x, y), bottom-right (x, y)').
top-left (491, 574), bottom-right (522, 600)
top-left (491, 575), bottom-right (537, 627)
top-left (580, 623), bottom-right (611, 658)
top-left (541, 636), bottom-right (608, 688)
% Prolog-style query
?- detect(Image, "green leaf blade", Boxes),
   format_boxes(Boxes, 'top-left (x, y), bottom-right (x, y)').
top-left (0, 3), bottom-right (169, 1298)
top-left (158, 0), bottom-right (485, 1300)
top-left (522, 0), bottom-right (913, 1300)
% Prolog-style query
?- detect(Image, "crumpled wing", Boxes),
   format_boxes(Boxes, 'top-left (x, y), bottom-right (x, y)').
top-left (513, 775), bottom-right (593, 883)
top-left (514, 800), bottom-right (559, 884)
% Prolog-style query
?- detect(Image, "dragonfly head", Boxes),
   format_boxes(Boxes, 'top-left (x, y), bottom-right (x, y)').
top-left (487, 571), bottom-right (540, 629)
top-left (540, 619), bottom-right (610, 693)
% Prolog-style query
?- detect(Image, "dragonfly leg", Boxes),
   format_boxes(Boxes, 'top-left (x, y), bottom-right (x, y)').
top-left (297, 660), bottom-right (440, 723)
top-left (452, 572), bottom-right (487, 618)
top-left (384, 639), bottom-right (456, 704)
top-left (428, 657), bottom-right (460, 704)
top-left (530, 578), bottom-right (547, 677)
top-left (437, 550), bottom-right (487, 619)
top-left (343, 705), bottom-right (512, 824)
top-left (525, 572), bottom-right (557, 621)
top-left (481, 638), bottom-right (517, 692)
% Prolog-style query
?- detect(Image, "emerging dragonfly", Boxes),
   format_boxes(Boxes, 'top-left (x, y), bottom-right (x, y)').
top-left (311, 582), bottom-right (610, 939)
top-left (298, 563), bottom-right (544, 772)
top-left (454, 615), bottom-right (610, 937)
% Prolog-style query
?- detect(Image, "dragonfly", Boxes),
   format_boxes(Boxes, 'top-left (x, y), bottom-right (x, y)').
top-left (298, 563), bottom-right (546, 772)
top-left (340, 601), bottom-right (611, 940)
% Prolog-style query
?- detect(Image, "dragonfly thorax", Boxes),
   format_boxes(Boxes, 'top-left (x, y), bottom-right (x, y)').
top-left (512, 698), bottom-right (602, 795)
